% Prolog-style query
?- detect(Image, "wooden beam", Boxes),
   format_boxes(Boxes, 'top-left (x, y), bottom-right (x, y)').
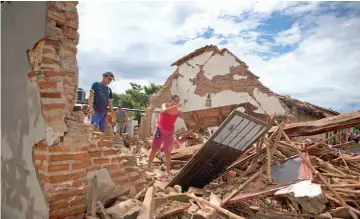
top-left (269, 111), bottom-right (360, 137)
top-left (137, 186), bottom-right (155, 219)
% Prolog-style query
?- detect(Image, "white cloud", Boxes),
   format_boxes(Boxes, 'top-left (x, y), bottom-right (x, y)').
top-left (274, 23), bottom-right (302, 45)
top-left (78, 1), bottom-right (360, 112)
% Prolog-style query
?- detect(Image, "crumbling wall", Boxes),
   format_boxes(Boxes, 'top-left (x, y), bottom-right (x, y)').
top-left (141, 46), bottom-right (286, 138)
top-left (2, 2), bottom-right (146, 218)
top-left (1, 2), bottom-right (50, 219)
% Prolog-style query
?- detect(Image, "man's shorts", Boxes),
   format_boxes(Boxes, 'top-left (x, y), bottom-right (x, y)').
top-left (91, 111), bottom-right (108, 133)
top-left (151, 127), bottom-right (174, 153)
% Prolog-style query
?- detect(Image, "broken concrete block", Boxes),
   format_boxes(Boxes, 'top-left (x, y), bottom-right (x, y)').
top-left (174, 185), bottom-right (182, 193)
top-left (165, 187), bottom-right (176, 194)
top-left (193, 193), bottom-right (221, 219)
top-left (275, 180), bottom-right (327, 214)
top-left (106, 199), bottom-right (142, 219)
top-left (87, 169), bottom-right (116, 212)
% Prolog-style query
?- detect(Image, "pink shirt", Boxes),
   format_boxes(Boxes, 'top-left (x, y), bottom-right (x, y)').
top-left (158, 112), bottom-right (179, 131)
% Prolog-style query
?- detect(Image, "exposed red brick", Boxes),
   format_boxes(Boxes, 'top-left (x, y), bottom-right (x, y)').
top-left (88, 166), bottom-right (102, 172)
top-left (48, 146), bottom-right (72, 153)
top-left (103, 149), bottom-right (119, 156)
top-left (44, 71), bottom-right (66, 77)
top-left (42, 57), bottom-right (61, 66)
top-left (62, 26), bottom-right (79, 41)
top-left (124, 167), bottom-right (138, 173)
top-left (38, 81), bottom-right (57, 89)
top-left (34, 154), bottom-right (48, 161)
top-left (69, 196), bottom-right (86, 207)
top-left (39, 164), bottom-right (70, 172)
top-left (49, 200), bottom-right (68, 211)
top-left (50, 153), bottom-right (88, 162)
top-left (42, 103), bottom-right (66, 111)
top-left (48, 11), bottom-right (66, 24)
top-left (34, 145), bottom-right (49, 151)
top-left (111, 157), bottom-right (124, 163)
top-left (49, 204), bottom-right (86, 218)
top-left (65, 11), bottom-right (78, 20)
top-left (79, 145), bottom-right (90, 151)
top-left (44, 115), bottom-right (63, 123)
top-left (110, 170), bottom-right (125, 178)
top-left (97, 140), bottom-right (112, 147)
top-left (102, 164), bottom-right (119, 170)
top-left (93, 158), bottom-right (110, 165)
top-left (40, 171), bottom-right (87, 183)
top-left (40, 92), bottom-right (62, 98)
top-left (89, 151), bottom-right (101, 157)
top-left (72, 161), bottom-right (90, 170)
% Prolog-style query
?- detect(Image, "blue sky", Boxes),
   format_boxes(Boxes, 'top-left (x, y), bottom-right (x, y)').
top-left (78, 1), bottom-right (360, 113)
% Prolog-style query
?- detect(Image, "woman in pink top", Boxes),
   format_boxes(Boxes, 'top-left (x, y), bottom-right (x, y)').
top-left (148, 95), bottom-right (181, 177)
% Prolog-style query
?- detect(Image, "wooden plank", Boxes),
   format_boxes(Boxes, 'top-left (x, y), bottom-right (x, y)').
top-left (269, 110), bottom-right (360, 137)
top-left (137, 186), bottom-right (155, 219)
top-left (180, 104), bottom-right (240, 130)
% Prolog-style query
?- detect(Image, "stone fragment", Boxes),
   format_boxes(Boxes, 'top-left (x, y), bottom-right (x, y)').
top-left (173, 185), bottom-right (182, 193)
top-left (106, 199), bottom-right (142, 219)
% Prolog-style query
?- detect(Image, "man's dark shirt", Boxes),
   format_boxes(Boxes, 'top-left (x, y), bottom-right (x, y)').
top-left (91, 82), bottom-right (113, 115)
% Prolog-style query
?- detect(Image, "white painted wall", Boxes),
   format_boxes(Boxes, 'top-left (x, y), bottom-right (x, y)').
top-left (155, 50), bottom-right (286, 134)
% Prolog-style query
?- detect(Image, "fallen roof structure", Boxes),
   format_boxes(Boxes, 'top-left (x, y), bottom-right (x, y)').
top-left (269, 110), bottom-right (360, 137)
top-left (168, 109), bottom-right (271, 190)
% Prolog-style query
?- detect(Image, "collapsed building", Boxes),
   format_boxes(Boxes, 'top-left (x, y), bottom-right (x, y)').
top-left (139, 45), bottom-right (344, 141)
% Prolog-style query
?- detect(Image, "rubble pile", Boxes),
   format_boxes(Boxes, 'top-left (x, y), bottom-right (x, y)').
top-left (85, 110), bottom-right (360, 219)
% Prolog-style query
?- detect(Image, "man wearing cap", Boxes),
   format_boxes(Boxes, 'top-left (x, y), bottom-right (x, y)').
top-left (88, 72), bottom-right (115, 133)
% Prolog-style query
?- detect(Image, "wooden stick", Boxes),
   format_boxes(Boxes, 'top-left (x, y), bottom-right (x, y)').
top-left (256, 211), bottom-right (333, 219)
top-left (334, 188), bottom-right (360, 195)
top-left (288, 143), bottom-right (359, 219)
top-left (339, 152), bottom-right (350, 169)
top-left (97, 201), bottom-right (111, 219)
top-left (266, 121), bottom-right (285, 183)
top-left (265, 140), bottom-right (272, 183)
top-left (137, 186), bottom-right (155, 219)
top-left (186, 193), bottom-right (245, 219)
top-left (322, 173), bottom-right (360, 180)
top-left (302, 132), bottom-right (341, 152)
top-left (221, 171), bottom-right (261, 205)
top-left (275, 120), bottom-right (291, 142)
top-left (135, 180), bottom-right (155, 200)
top-left (326, 195), bottom-right (360, 215)
top-left (323, 183), bottom-right (360, 188)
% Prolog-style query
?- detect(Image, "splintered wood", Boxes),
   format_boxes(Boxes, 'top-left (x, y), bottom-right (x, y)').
top-left (84, 110), bottom-right (360, 219)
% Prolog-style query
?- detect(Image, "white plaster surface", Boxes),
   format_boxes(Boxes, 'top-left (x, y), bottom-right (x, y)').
top-left (202, 51), bottom-right (239, 80)
top-left (252, 88), bottom-right (286, 115)
top-left (275, 180), bottom-right (322, 198)
top-left (233, 75), bottom-right (248, 80)
top-left (161, 50), bottom-right (286, 134)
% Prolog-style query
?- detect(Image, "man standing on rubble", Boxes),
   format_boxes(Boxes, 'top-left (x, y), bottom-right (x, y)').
top-left (88, 72), bottom-right (115, 133)
top-left (148, 95), bottom-right (182, 180)
top-left (115, 105), bottom-right (127, 136)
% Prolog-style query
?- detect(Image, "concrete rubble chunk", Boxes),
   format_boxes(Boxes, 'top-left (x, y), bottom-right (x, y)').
top-left (275, 180), bottom-right (327, 214)
top-left (106, 199), bottom-right (142, 219)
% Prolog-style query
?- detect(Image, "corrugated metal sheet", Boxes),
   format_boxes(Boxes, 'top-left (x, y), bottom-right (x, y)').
top-left (167, 109), bottom-right (271, 190)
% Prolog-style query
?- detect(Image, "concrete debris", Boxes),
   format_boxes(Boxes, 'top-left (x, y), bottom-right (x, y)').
top-left (85, 110), bottom-right (360, 219)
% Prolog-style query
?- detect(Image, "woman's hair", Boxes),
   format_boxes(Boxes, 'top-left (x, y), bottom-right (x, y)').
top-left (170, 95), bottom-right (179, 102)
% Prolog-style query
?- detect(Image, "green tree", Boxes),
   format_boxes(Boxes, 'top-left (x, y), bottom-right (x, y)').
top-left (112, 82), bottom-right (161, 121)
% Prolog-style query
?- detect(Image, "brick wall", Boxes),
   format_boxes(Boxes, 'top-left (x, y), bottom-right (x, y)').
top-left (34, 132), bottom-right (147, 219)
top-left (26, 2), bottom-right (147, 218)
